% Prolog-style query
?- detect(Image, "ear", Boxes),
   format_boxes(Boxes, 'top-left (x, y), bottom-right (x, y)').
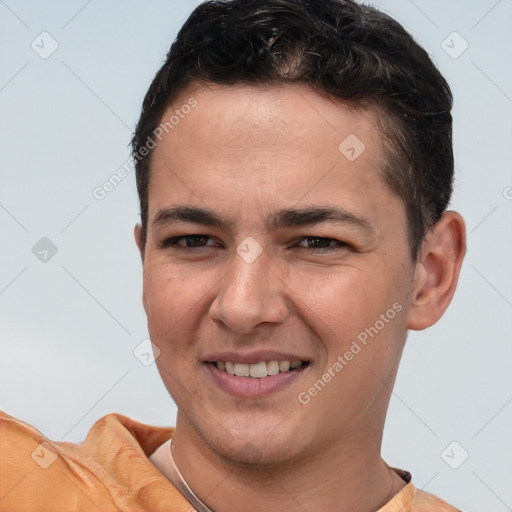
top-left (406, 211), bottom-right (466, 331)
top-left (134, 223), bottom-right (145, 264)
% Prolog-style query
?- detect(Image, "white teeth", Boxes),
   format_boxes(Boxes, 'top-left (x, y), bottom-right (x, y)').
top-left (279, 360), bottom-right (290, 372)
top-left (249, 361), bottom-right (267, 378)
top-left (266, 360), bottom-right (280, 375)
top-left (216, 360), bottom-right (304, 377)
top-left (234, 363), bottom-right (250, 377)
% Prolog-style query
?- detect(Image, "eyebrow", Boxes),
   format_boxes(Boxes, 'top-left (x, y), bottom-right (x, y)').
top-left (152, 205), bottom-right (374, 235)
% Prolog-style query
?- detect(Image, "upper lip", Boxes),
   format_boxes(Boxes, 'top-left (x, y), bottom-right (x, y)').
top-left (203, 350), bottom-right (309, 365)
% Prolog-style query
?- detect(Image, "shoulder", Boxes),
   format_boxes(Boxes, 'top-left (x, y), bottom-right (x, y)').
top-left (0, 410), bottom-right (185, 512)
top-left (380, 468), bottom-right (462, 512)
top-left (0, 410), bottom-right (117, 510)
top-left (0, 409), bottom-right (53, 469)
top-left (411, 487), bottom-right (462, 511)
top-left (381, 482), bottom-right (462, 511)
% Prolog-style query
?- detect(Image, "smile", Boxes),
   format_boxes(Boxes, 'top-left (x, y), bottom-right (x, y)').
top-left (215, 360), bottom-right (307, 378)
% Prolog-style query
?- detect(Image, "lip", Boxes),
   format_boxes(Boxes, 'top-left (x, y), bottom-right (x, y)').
top-left (205, 362), bottom-right (309, 398)
top-left (203, 350), bottom-right (308, 365)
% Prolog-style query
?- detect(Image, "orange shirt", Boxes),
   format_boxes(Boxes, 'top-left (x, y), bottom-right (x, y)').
top-left (0, 410), bottom-right (460, 511)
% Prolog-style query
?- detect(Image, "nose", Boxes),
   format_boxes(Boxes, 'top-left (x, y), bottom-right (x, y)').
top-left (209, 247), bottom-right (289, 335)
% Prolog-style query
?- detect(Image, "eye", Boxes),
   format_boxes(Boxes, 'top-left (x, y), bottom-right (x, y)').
top-left (159, 235), bottom-right (349, 253)
top-left (160, 235), bottom-right (217, 250)
top-left (297, 236), bottom-right (348, 252)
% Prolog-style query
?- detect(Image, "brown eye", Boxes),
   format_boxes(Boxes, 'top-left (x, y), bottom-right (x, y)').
top-left (297, 237), bottom-right (348, 251)
top-left (160, 235), bottom-right (216, 249)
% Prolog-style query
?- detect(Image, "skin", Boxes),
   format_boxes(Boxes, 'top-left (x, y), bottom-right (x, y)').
top-left (135, 82), bottom-right (466, 512)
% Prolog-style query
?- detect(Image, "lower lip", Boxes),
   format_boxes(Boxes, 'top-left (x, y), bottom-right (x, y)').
top-left (205, 363), bottom-right (308, 398)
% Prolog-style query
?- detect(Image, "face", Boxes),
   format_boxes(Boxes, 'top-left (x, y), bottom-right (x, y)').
top-left (138, 82), bottom-right (417, 467)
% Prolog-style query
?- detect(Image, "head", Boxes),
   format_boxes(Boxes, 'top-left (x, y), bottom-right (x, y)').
top-left (132, 0), bottom-right (465, 469)
top-left (132, 0), bottom-right (455, 262)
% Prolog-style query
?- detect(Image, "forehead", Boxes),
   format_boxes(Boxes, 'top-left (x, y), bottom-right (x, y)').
top-left (157, 82), bottom-right (382, 159)
top-left (148, 82), bottom-right (402, 232)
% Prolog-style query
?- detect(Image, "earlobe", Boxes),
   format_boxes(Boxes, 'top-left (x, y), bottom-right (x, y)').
top-left (134, 223), bottom-right (145, 263)
top-left (406, 211), bottom-right (466, 331)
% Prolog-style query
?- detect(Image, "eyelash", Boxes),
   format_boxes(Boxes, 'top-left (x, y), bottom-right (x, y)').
top-left (160, 235), bottom-right (349, 253)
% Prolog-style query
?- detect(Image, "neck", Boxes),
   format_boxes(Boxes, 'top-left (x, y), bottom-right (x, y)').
top-left (171, 421), bottom-right (405, 512)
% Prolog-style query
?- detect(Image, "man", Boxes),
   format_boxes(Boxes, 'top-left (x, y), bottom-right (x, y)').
top-left (0, 0), bottom-right (466, 510)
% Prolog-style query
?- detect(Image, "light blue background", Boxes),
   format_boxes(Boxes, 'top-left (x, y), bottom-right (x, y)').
top-left (1, 1), bottom-right (511, 510)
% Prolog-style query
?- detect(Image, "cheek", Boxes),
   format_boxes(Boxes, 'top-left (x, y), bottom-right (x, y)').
top-left (142, 261), bottom-right (205, 338)
top-left (143, 265), bottom-right (208, 394)
top-left (300, 263), bottom-right (409, 367)
top-left (296, 268), bottom-right (383, 335)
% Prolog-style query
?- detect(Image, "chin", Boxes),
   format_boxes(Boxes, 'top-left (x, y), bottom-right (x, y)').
top-left (173, 383), bottom-right (317, 467)
top-left (216, 438), bottom-right (299, 468)
top-left (224, 424), bottom-right (313, 469)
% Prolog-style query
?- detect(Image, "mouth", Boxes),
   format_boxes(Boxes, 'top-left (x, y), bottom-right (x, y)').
top-left (210, 360), bottom-right (309, 378)
top-left (203, 351), bottom-right (311, 398)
